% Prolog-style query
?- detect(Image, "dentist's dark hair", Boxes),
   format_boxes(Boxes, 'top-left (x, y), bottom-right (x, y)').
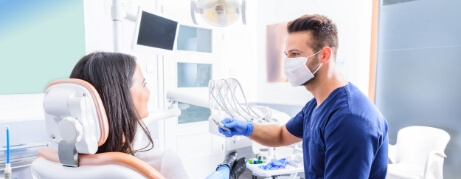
top-left (70, 52), bottom-right (154, 155)
top-left (287, 14), bottom-right (338, 56)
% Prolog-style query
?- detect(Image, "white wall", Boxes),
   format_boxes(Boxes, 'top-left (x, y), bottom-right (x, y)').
top-left (256, 0), bottom-right (373, 106)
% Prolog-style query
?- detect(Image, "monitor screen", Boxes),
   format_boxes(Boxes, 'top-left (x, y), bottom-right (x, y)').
top-left (135, 11), bottom-right (178, 51)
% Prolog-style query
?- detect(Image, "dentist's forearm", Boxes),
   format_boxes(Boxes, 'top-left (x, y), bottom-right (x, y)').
top-left (248, 123), bottom-right (285, 147)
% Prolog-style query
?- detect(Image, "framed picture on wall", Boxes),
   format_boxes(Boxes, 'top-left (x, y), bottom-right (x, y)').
top-left (266, 22), bottom-right (288, 83)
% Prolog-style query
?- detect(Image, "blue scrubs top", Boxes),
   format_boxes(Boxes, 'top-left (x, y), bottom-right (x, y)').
top-left (286, 83), bottom-right (388, 179)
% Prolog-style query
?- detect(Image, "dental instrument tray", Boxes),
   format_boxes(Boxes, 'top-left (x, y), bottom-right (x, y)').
top-left (0, 142), bottom-right (48, 171)
top-left (246, 159), bottom-right (304, 178)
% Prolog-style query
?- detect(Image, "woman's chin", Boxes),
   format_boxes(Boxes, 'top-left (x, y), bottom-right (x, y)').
top-left (140, 111), bottom-right (149, 119)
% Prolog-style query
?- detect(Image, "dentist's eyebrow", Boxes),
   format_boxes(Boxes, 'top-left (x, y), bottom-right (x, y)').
top-left (287, 49), bottom-right (302, 53)
top-left (285, 49), bottom-right (302, 55)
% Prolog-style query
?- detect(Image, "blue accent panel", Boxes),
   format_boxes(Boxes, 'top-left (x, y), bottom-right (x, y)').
top-left (0, 0), bottom-right (85, 94)
top-left (376, 0), bottom-right (461, 177)
top-left (378, 0), bottom-right (461, 50)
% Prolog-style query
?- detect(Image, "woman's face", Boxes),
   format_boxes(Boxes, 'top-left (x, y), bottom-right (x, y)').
top-left (130, 65), bottom-right (150, 119)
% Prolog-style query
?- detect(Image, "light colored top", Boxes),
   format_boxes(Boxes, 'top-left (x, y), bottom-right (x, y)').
top-left (135, 150), bottom-right (190, 179)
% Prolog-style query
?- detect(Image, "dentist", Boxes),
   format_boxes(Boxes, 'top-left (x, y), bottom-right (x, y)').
top-left (219, 14), bottom-right (388, 179)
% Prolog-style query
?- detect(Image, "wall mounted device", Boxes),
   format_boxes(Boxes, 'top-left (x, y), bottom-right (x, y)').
top-left (133, 7), bottom-right (179, 52)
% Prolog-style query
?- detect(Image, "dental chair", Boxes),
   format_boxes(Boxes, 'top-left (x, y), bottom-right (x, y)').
top-left (31, 79), bottom-right (164, 179)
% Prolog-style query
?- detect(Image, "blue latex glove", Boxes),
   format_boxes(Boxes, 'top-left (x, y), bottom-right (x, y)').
top-left (219, 118), bottom-right (254, 137)
top-left (259, 158), bottom-right (289, 170)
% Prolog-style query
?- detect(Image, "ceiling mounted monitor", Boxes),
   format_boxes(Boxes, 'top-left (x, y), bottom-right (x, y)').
top-left (133, 8), bottom-right (179, 51)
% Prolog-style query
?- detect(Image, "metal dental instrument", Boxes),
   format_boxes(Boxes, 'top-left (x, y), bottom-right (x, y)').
top-left (211, 117), bottom-right (231, 132)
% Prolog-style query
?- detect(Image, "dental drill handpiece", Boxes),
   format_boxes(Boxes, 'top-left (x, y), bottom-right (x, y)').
top-left (212, 118), bottom-right (232, 132)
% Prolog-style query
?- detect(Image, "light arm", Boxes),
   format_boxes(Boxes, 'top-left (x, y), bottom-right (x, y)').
top-left (111, 0), bottom-right (137, 52)
top-left (166, 88), bottom-right (209, 109)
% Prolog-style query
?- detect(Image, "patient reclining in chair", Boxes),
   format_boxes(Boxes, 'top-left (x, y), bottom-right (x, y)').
top-left (41, 51), bottom-right (246, 179)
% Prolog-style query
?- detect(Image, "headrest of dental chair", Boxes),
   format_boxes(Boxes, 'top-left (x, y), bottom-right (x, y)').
top-left (43, 78), bottom-right (109, 166)
top-left (33, 78), bottom-right (165, 179)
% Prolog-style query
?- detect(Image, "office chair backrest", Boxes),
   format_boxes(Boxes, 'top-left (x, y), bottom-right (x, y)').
top-left (394, 126), bottom-right (450, 167)
top-left (31, 79), bottom-right (164, 179)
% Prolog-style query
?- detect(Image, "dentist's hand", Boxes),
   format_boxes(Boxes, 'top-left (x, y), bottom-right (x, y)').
top-left (218, 118), bottom-right (254, 137)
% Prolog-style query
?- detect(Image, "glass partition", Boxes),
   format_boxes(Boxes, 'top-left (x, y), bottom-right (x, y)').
top-left (376, 0), bottom-right (461, 177)
top-left (177, 63), bottom-right (212, 88)
top-left (177, 62), bottom-right (212, 123)
top-left (176, 25), bottom-right (212, 53)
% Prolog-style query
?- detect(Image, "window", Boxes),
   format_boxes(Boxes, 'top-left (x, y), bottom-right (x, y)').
top-left (176, 25), bottom-right (212, 53)
top-left (177, 63), bottom-right (212, 87)
top-left (177, 63), bottom-right (212, 123)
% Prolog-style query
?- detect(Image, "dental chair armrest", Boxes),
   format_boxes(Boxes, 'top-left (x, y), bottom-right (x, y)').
top-left (38, 147), bottom-right (166, 179)
top-left (423, 150), bottom-right (446, 179)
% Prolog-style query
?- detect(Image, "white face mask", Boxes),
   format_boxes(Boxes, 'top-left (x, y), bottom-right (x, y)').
top-left (283, 50), bottom-right (322, 86)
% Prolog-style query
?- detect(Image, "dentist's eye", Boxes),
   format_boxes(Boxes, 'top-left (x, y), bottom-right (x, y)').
top-left (289, 52), bottom-right (300, 57)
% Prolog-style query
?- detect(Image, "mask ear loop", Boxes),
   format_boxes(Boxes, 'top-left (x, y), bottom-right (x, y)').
top-left (312, 63), bottom-right (322, 75)
top-left (311, 49), bottom-right (325, 75)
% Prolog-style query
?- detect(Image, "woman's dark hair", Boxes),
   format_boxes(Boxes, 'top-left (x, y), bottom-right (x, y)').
top-left (287, 14), bottom-right (338, 55)
top-left (70, 52), bottom-right (154, 155)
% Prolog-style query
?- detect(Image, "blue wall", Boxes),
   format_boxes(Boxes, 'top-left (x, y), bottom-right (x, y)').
top-left (376, 0), bottom-right (461, 178)
top-left (0, 0), bottom-right (85, 94)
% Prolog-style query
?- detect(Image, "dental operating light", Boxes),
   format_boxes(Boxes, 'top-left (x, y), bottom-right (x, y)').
top-left (190, 0), bottom-right (246, 27)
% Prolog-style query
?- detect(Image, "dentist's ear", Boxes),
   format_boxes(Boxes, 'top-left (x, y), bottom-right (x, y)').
top-left (320, 47), bottom-right (332, 64)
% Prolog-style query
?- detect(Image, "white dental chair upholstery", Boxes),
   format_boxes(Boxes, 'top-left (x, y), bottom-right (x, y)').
top-left (387, 126), bottom-right (450, 179)
top-left (31, 79), bottom-right (164, 179)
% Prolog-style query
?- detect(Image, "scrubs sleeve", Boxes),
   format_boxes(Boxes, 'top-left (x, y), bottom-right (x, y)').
top-left (323, 113), bottom-right (384, 178)
top-left (285, 109), bottom-right (305, 138)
